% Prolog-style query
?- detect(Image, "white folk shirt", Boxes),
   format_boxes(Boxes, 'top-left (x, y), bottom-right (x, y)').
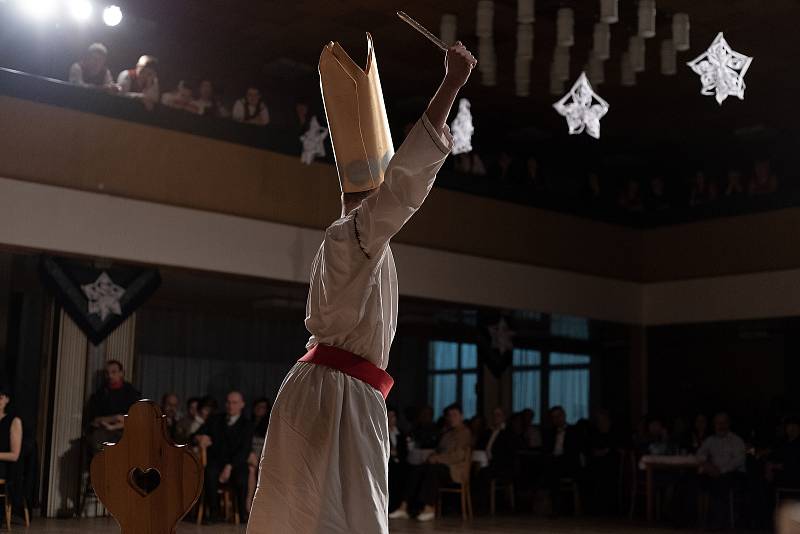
top-left (247, 114), bottom-right (452, 534)
top-left (696, 431), bottom-right (746, 474)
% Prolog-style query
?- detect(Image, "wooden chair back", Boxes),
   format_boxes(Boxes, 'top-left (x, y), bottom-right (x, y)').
top-left (90, 400), bottom-right (203, 534)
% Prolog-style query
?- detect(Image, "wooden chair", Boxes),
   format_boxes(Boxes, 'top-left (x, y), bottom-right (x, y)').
top-left (436, 449), bottom-right (474, 520)
top-left (0, 478), bottom-right (30, 530)
top-left (90, 400), bottom-right (203, 534)
top-left (195, 447), bottom-right (240, 525)
top-left (489, 476), bottom-right (515, 516)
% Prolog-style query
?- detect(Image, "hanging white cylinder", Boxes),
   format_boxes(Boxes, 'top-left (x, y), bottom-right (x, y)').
top-left (638, 0), bottom-right (656, 38)
top-left (556, 7), bottom-right (574, 47)
top-left (515, 56), bottom-right (531, 96)
top-left (553, 46), bottom-right (570, 81)
top-left (672, 13), bottom-right (690, 51)
top-left (550, 62), bottom-right (565, 95)
top-left (660, 38), bottom-right (677, 75)
top-left (517, 23), bottom-right (534, 59)
top-left (517, 0), bottom-right (535, 23)
top-left (621, 51), bottom-right (636, 86)
top-left (476, 0), bottom-right (494, 38)
top-left (600, 0), bottom-right (618, 24)
top-left (593, 22), bottom-right (611, 60)
top-left (588, 53), bottom-right (605, 85)
top-left (629, 35), bottom-right (646, 72)
top-left (440, 14), bottom-right (457, 46)
top-left (478, 36), bottom-right (497, 86)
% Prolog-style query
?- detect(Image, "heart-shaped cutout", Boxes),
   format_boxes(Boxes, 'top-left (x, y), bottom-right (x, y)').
top-left (128, 467), bottom-right (161, 497)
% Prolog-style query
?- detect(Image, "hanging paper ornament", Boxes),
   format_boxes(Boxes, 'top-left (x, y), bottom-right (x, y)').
top-left (556, 7), bottom-right (574, 47)
top-left (299, 116), bottom-right (329, 165)
top-left (687, 32), bottom-right (753, 105)
top-left (672, 13), bottom-right (690, 51)
top-left (553, 46), bottom-right (571, 81)
top-left (450, 98), bottom-right (475, 154)
top-left (629, 35), bottom-right (646, 72)
top-left (517, 0), bottom-right (535, 23)
top-left (476, 0), bottom-right (494, 37)
top-left (517, 22), bottom-right (534, 59)
top-left (638, 0), bottom-right (656, 38)
top-left (660, 39), bottom-right (677, 75)
top-left (593, 22), bottom-right (611, 61)
top-left (621, 51), bottom-right (636, 86)
top-left (600, 0), bottom-right (618, 24)
top-left (478, 36), bottom-right (497, 86)
top-left (553, 72), bottom-right (610, 139)
top-left (515, 56), bottom-right (531, 96)
top-left (440, 14), bottom-right (457, 46)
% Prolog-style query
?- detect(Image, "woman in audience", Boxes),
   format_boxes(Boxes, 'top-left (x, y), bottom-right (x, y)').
top-left (232, 85), bottom-right (270, 126)
top-left (247, 397), bottom-right (272, 510)
top-left (588, 409), bottom-right (622, 514)
top-left (193, 80), bottom-right (229, 118)
top-left (161, 81), bottom-right (199, 113)
top-left (690, 413), bottom-right (710, 452)
top-left (0, 386), bottom-right (23, 503)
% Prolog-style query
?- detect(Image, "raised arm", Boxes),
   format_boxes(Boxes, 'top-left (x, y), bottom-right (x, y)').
top-left (0, 417), bottom-right (22, 462)
top-left (354, 42), bottom-right (476, 257)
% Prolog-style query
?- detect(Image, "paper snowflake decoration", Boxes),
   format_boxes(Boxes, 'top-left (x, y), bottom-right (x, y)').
top-left (488, 317), bottom-right (515, 355)
top-left (687, 32), bottom-right (753, 105)
top-left (299, 116), bottom-right (329, 165)
top-left (82, 272), bottom-right (125, 321)
top-left (552, 72), bottom-right (610, 139)
top-left (450, 98), bottom-right (474, 155)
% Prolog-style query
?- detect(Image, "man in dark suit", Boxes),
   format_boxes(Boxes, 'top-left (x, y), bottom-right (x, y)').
top-left (542, 405), bottom-right (582, 516)
top-left (85, 360), bottom-right (141, 454)
top-left (195, 391), bottom-right (254, 524)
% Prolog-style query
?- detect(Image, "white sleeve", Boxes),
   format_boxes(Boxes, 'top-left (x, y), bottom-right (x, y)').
top-left (116, 70), bottom-right (131, 92)
top-left (144, 78), bottom-right (160, 103)
top-left (232, 100), bottom-right (245, 122)
top-left (103, 69), bottom-right (113, 87)
top-left (353, 113), bottom-right (452, 257)
top-left (68, 63), bottom-right (86, 86)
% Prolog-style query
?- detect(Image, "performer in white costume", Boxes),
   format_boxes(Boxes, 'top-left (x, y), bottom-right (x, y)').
top-left (246, 31), bottom-right (475, 534)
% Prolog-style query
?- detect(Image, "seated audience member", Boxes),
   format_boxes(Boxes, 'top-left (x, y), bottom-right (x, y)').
top-left (68, 43), bottom-right (117, 91)
top-left (0, 385), bottom-right (22, 484)
top-left (85, 360), bottom-right (141, 454)
top-left (543, 406), bottom-right (582, 516)
top-left (194, 391), bottom-right (253, 524)
top-left (117, 55), bottom-right (160, 109)
top-left (689, 171), bottom-right (718, 207)
top-left (293, 99), bottom-right (312, 135)
top-left (618, 178), bottom-right (645, 212)
top-left (648, 175), bottom-right (670, 211)
top-left (639, 416), bottom-right (672, 455)
top-left (160, 392), bottom-right (180, 440)
top-left (161, 81), bottom-right (198, 113)
top-left (247, 397), bottom-right (272, 510)
top-left (410, 405), bottom-right (439, 450)
top-left (469, 415), bottom-right (486, 450)
top-left (724, 169), bottom-right (745, 197)
top-left (174, 397), bottom-right (201, 445)
top-left (389, 404), bottom-right (471, 522)
top-left (588, 409), bottom-right (622, 514)
top-left (193, 80), bottom-right (228, 117)
top-left (696, 412), bottom-right (746, 528)
top-left (767, 417), bottom-right (800, 489)
top-left (481, 407), bottom-right (516, 476)
top-left (387, 405), bottom-right (409, 512)
top-left (521, 408), bottom-right (543, 449)
top-left (690, 413), bottom-right (710, 453)
top-left (749, 159), bottom-right (778, 195)
top-left (232, 86), bottom-right (270, 126)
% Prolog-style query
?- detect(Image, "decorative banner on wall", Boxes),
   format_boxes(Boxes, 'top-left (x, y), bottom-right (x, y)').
top-left (479, 313), bottom-right (516, 378)
top-left (40, 256), bottom-right (161, 345)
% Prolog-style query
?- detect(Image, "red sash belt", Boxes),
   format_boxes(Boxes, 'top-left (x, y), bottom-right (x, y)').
top-left (298, 344), bottom-right (394, 400)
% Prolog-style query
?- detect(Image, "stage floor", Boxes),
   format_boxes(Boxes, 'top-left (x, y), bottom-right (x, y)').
top-left (16, 517), bottom-right (760, 533)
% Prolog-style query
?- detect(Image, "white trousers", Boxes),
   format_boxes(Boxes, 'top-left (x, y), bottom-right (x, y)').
top-left (246, 362), bottom-right (389, 534)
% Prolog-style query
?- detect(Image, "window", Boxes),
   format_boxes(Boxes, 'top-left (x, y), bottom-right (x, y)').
top-left (512, 349), bottom-right (590, 424)
top-left (428, 341), bottom-right (479, 418)
top-left (550, 314), bottom-right (590, 340)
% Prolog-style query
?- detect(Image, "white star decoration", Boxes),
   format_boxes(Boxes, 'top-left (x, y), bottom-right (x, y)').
top-left (299, 116), bottom-right (329, 165)
top-left (552, 72), bottom-right (610, 139)
top-left (687, 32), bottom-right (753, 105)
top-left (488, 317), bottom-right (515, 355)
top-left (82, 272), bottom-right (125, 321)
top-left (450, 98), bottom-right (475, 155)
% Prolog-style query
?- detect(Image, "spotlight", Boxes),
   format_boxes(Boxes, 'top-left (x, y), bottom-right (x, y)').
top-left (102, 4), bottom-right (122, 26)
top-left (68, 0), bottom-right (92, 21)
top-left (17, 0), bottom-right (57, 19)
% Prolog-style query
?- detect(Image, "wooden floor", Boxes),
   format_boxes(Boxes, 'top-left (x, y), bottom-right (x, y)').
top-left (10, 516), bottom-right (760, 533)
